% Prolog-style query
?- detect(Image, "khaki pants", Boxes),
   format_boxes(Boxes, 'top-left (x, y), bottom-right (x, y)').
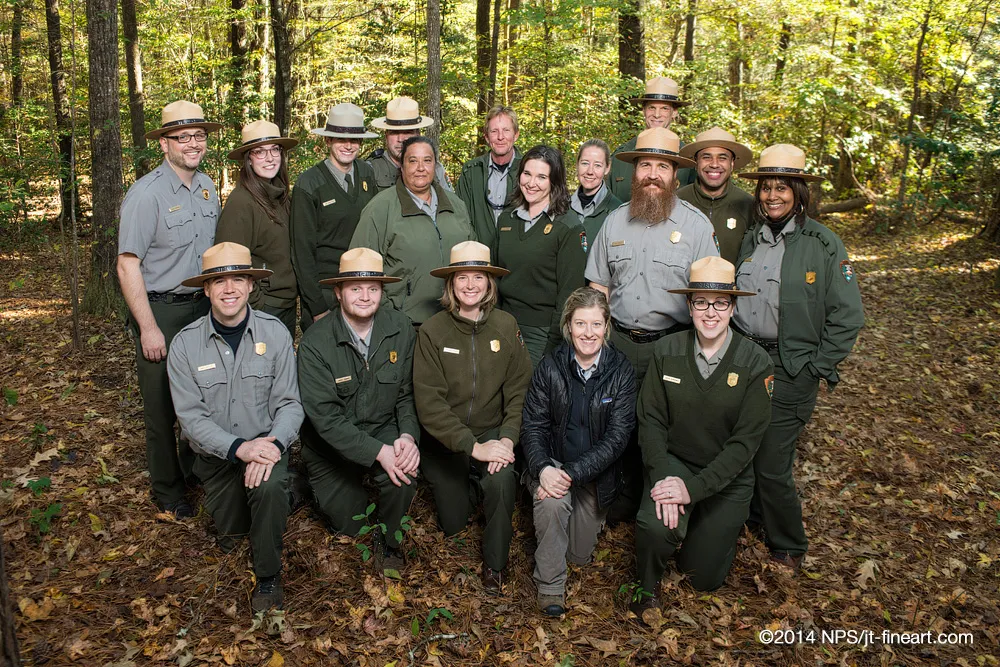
top-left (528, 476), bottom-right (606, 596)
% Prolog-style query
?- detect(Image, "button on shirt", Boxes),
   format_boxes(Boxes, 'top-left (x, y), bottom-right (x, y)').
top-left (734, 219), bottom-right (795, 339)
top-left (325, 159), bottom-right (355, 192)
top-left (407, 186), bottom-right (439, 222)
top-left (487, 155), bottom-right (512, 220)
top-left (118, 160), bottom-right (219, 294)
top-left (585, 198), bottom-right (719, 331)
top-left (693, 328), bottom-right (732, 379)
top-left (167, 307), bottom-right (303, 460)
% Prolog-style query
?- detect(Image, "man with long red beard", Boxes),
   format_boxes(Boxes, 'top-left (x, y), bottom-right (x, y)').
top-left (585, 126), bottom-right (719, 521)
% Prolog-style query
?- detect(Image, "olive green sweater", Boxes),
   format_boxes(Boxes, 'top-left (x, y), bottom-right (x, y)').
top-left (414, 307), bottom-right (532, 454)
top-left (494, 209), bottom-right (587, 349)
top-left (676, 182), bottom-right (754, 265)
top-left (637, 330), bottom-right (773, 505)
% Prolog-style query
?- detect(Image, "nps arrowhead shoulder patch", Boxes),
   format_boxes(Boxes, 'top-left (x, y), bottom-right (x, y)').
top-left (840, 259), bottom-right (854, 282)
top-left (764, 374), bottom-right (774, 398)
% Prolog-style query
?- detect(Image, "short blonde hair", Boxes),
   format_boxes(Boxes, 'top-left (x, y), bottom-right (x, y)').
top-left (560, 287), bottom-right (611, 342)
top-left (440, 271), bottom-right (499, 315)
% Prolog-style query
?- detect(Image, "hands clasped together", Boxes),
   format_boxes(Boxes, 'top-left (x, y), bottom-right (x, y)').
top-left (650, 476), bottom-right (691, 529)
top-left (376, 433), bottom-right (421, 486)
top-left (471, 437), bottom-right (516, 475)
top-left (236, 436), bottom-right (283, 488)
top-left (536, 465), bottom-right (572, 501)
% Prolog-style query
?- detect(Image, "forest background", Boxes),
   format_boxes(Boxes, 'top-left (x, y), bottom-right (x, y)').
top-left (0, 0), bottom-right (999, 318)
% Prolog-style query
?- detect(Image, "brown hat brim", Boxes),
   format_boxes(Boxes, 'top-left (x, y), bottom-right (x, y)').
top-left (429, 264), bottom-right (510, 279)
top-left (615, 150), bottom-right (696, 169)
top-left (227, 137), bottom-right (299, 161)
top-left (146, 121), bottom-right (224, 141)
top-left (667, 287), bottom-right (755, 296)
top-left (739, 170), bottom-right (824, 183)
top-left (181, 267), bottom-right (272, 288)
top-left (679, 140), bottom-right (753, 169)
top-left (630, 96), bottom-right (691, 107)
top-left (319, 273), bottom-right (402, 286)
top-left (370, 116), bottom-right (435, 131)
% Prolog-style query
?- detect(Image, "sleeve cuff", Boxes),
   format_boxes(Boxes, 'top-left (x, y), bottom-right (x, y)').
top-left (499, 426), bottom-right (520, 446)
top-left (686, 477), bottom-right (707, 505)
top-left (227, 438), bottom-right (245, 462)
top-left (272, 438), bottom-right (285, 453)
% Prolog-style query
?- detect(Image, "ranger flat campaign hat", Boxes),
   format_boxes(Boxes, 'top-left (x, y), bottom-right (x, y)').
top-left (228, 120), bottom-right (299, 160)
top-left (319, 247), bottom-right (401, 285)
top-left (371, 97), bottom-right (435, 131)
top-left (181, 242), bottom-right (272, 287)
top-left (679, 126), bottom-right (753, 169)
top-left (145, 100), bottom-right (223, 140)
top-left (311, 103), bottom-right (379, 139)
top-left (668, 256), bottom-right (755, 296)
top-left (739, 143), bottom-right (823, 182)
top-left (614, 127), bottom-right (696, 169)
top-left (630, 77), bottom-right (690, 107)
top-left (430, 241), bottom-right (510, 278)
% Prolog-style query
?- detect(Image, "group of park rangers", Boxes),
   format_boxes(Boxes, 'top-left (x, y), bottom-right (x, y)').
top-left (116, 77), bottom-right (864, 618)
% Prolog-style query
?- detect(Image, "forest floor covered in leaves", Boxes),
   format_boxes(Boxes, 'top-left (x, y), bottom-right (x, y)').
top-left (1, 213), bottom-right (999, 666)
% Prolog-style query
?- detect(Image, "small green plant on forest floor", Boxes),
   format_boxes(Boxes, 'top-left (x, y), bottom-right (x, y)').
top-left (410, 606), bottom-right (454, 636)
top-left (26, 477), bottom-right (51, 497)
top-left (29, 503), bottom-right (62, 535)
top-left (617, 582), bottom-right (653, 604)
top-left (352, 503), bottom-right (412, 572)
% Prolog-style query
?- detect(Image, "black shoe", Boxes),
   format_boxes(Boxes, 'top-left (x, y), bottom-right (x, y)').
top-left (163, 499), bottom-right (194, 519)
top-left (538, 593), bottom-right (565, 617)
top-left (628, 595), bottom-right (660, 624)
top-left (770, 551), bottom-right (804, 571)
top-left (482, 565), bottom-right (506, 593)
top-left (252, 574), bottom-right (284, 612)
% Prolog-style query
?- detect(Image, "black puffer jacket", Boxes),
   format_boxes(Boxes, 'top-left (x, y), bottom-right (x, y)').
top-left (521, 341), bottom-right (637, 509)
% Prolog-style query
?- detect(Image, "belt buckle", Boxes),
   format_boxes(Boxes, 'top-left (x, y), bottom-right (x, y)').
top-left (162, 293), bottom-right (175, 305)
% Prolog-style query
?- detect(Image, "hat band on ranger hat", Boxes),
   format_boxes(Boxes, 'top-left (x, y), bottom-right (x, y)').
top-left (203, 263), bottom-right (255, 276)
top-left (337, 270), bottom-right (390, 279)
top-left (325, 123), bottom-right (367, 135)
top-left (638, 147), bottom-right (682, 157)
top-left (758, 166), bottom-right (807, 174)
top-left (385, 116), bottom-right (423, 127)
top-left (163, 117), bottom-right (209, 129)
top-left (242, 135), bottom-right (281, 146)
top-left (447, 260), bottom-right (492, 269)
top-left (689, 281), bottom-right (739, 291)
top-left (643, 93), bottom-right (681, 102)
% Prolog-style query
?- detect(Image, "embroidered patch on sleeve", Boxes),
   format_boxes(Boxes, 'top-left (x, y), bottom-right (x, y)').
top-left (516, 329), bottom-right (525, 347)
top-left (580, 230), bottom-right (588, 253)
top-left (712, 232), bottom-right (720, 254)
top-left (840, 259), bottom-right (854, 282)
top-left (764, 374), bottom-right (774, 399)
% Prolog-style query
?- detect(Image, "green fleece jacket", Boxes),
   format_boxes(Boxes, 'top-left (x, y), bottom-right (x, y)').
top-left (637, 330), bottom-right (773, 504)
top-left (456, 149), bottom-right (522, 251)
top-left (414, 307), bottom-right (532, 454)
top-left (736, 215), bottom-right (864, 387)
top-left (297, 304), bottom-right (418, 468)
top-left (676, 182), bottom-right (754, 265)
top-left (350, 179), bottom-right (475, 324)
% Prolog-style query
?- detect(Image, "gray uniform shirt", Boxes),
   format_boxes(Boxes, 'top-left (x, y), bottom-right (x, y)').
top-left (570, 183), bottom-right (610, 223)
top-left (325, 159), bottom-right (355, 192)
top-left (487, 155), bottom-right (513, 221)
top-left (694, 328), bottom-right (733, 379)
top-left (167, 307), bottom-right (303, 460)
top-left (575, 348), bottom-right (602, 382)
top-left (733, 219), bottom-right (795, 339)
top-left (407, 186), bottom-right (439, 222)
top-left (513, 205), bottom-right (548, 233)
top-left (585, 198), bottom-right (719, 331)
top-left (118, 160), bottom-right (219, 294)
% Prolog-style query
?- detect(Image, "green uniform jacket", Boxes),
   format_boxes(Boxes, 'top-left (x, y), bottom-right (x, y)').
top-left (297, 304), bottom-right (419, 468)
top-left (414, 308), bottom-right (533, 454)
top-left (456, 149), bottom-right (522, 250)
top-left (367, 149), bottom-right (452, 194)
top-left (494, 209), bottom-right (587, 349)
top-left (608, 136), bottom-right (694, 202)
top-left (737, 216), bottom-right (864, 386)
top-left (676, 182), bottom-right (754, 265)
top-left (638, 330), bottom-right (773, 504)
top-left (573, 190), bottom-right (624, 246)
top-left (350, 179), bottom-right (475, 324)
top-left (290, 159), bottom-right (377, 318)
top-left (216, 182), bottom-right (297, 309)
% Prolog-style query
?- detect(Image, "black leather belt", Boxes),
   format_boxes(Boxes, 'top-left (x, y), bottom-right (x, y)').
top-left (612, 319), bottom-right (687, 344)
top-left (734, 325), bottom-right (779, 352)
top-left (147, 291), bottom-right (203, 304)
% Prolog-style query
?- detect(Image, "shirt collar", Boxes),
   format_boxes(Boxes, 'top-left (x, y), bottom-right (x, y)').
top-left (488, 154), bottom-right (512, 174)
top-left (758, 217), bottom-right (797, 243)
top-left (205, 306), bottom-right (255, 345)
top-left (574, 347), bottom-right (602, 377)
top-left (694, 327), bottom-right (733, 364)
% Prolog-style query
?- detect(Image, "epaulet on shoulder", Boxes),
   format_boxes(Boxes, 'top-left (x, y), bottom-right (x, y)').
top-left (369, 148), bottom-right (385, 159)
top-left (800, 219), bottom-right (837, 256)
top-left (176, 315), bottom-right (207, 336)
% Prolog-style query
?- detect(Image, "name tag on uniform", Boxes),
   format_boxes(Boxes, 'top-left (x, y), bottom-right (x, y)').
top-left (662, 374), bottom-right (681, 384)
top-left (611, 240), bottom-right (625, 247)
top-left (601, 397), bottom-right (613, 404)
top-left (323, 198), bottom-right (337, 207)
top-left (169, 205), bottom-right (182, 213)
top-left (197, 363), bottom-right (216, 372)
top-left (443, 347), bottom-right (460, 355)
top-left (500, 226), bottom-right (512, 232)
top-left (335, 375), bottom-right (352, 384)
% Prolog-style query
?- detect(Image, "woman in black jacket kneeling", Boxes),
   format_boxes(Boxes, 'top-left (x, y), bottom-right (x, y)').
top-left (521, 287), bottom-right (637, 616)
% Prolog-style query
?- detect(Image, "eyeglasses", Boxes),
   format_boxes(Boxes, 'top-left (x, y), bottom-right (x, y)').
top-left (164, 131), bottom-right (208, 144)
top-left (250, 146), bottom-right (283, 159)
top-left (690, 298), bottom-right (733, 312)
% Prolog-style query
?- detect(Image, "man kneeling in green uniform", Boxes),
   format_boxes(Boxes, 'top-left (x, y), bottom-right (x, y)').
top-left (168, 242), bottom-right (303, 613)
top-left (297, 248), bottom-right (420, 572)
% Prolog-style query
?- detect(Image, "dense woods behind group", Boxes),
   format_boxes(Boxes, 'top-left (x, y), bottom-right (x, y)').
top-left (0, 0), bottom-right (999, 308)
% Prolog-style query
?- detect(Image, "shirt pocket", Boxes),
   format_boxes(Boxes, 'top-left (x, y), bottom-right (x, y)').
top-left (651, 248), bottom-right (691, 289)
top-left (334, 375), bottom-right (360, 399)
top-left (194, 367), bottom-right (227, 407)
top-left (164, 209), bottom-right (196, 249)
top-left (200, 202), bottom-right (218, 226)
top-left (240, 359), bottom-right (275, 408)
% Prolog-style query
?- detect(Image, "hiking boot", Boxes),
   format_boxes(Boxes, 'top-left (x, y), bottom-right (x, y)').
top-left (628, 595), bottom-right (660, 624)
top-left (538, 593), bottom-right (565, 617)
top-left (163, 499), bottom-right (194, 520)
top-left (482, 565), bottom-right (506, 593)
top-left (770, 551), bottom-right (804, 571)
top-left (252, 574), bottom-right (284, 612)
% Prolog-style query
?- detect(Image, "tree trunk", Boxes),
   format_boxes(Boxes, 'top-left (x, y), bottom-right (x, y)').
top-left (683, 0), bottom-right (695, 63)
top-left (774, 21), bottom-right (790, 82)
top-left (46, 0), bottom-right (77, 223)
top-left (486, 0), bottom-right (501, 109)
top-left (896, 0), bottom-right (933, 208)
top-left (817, 197), bottom-right (870, 215)
top-left (121, 0), bottom-right (149, 179)
top-left (83, 0), bottom-right (125, 316)
top-left (0, 533), bottom-right (22, 666)
top-left (505, 0), bottom-right (519, 102)
top-left (982, 172), bottom-right (1000, 244)
top-left (230, 0), bottom-right (250, 131)
top-left (617, 0), bottom-right (644, 114)
top-left (426, 0), bottom-right (442, 140)
top-left (270, 0), bottom-right (296, 135)
top-left (727, 21), bottom-right (743, 108)
top-left (11, 0), bottom-right (24, 106)
top-left (475, 0), bottom-right (490, 117)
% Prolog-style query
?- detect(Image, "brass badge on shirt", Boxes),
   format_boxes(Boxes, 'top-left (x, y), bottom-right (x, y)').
top-left (490, 339), bottom-right (500, 353)
top-left (727, 372), bottom-right (739, 387)
top-left (390, 350), bottom-right (398, 363)
top-left (670, 231), bottom-right (682, 244)
top-left (727, 217), bottom-right (737, 230)
top-left (362, 180), bottom-right (369, 192)
top-left (805, 271), bottom-right (816, 285)
top-left (543, 223), bottom-right (553, 235)
top-left (202, 189), bottom-right (210, 200)
top-left (255, 342), bottom-right (266, 356)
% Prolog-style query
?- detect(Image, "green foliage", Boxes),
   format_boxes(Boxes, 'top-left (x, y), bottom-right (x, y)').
top-left (617, 582), bottom-right (653, 604)
top-left (29, 502), bottom-right (62, 534)
top-left (26, 477), bottom-right (51, 497)
top-left (2, 387), bottom-right (17, 406)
